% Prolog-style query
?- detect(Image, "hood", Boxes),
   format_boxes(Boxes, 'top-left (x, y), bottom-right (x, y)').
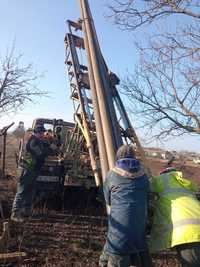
top-left (116, 158), bottom-right (140, 173)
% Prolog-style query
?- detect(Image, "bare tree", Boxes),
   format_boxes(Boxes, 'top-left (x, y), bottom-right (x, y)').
top-left (108, 0), bottom-right (200, 30)
top-left (0, 48), bottom-right (47, 116)
top-left (108, 0), bottom-right (200, 140)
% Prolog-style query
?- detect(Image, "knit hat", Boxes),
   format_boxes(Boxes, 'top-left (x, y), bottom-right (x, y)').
top-left (34, 124), bottom-right (46, 133)
top-left (116, 145), bottom-right (135, 160)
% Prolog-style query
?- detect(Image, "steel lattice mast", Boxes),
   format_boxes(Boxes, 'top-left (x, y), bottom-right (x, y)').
top-left (64, 0), bottom-right (148, 185)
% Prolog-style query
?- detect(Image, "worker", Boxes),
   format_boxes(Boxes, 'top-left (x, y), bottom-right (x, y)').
top-left (11, 124), bottom-right (57, 223)
top-left (149, 160), bottom-right (200, 267)
top-left (55, 126), bottom-right (62, 147)
top-left (43, 129), bottom-right (55, 145)
top-left (99, 145), bottom-right (153, 267)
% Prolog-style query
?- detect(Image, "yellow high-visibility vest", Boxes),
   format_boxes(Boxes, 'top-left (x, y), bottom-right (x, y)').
top-left (149, 171), bottom-right (200, 252)
top-left (19, 151), bottom-right (36, 170)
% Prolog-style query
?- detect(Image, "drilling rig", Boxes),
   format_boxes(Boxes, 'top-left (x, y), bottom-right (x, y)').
top-left (64, 0), bottom-right (147, 185)
top-left (17, 0), bottom-right (148, 198)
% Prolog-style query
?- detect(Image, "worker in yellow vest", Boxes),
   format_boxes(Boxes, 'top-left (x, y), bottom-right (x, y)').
top-left (149, 162), bottom-right (200, 267)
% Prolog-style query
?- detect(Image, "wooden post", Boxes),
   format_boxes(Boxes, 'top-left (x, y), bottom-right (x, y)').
top-left (2, 133), bottom-right (7, 178)
top-left (0, 122), bottom-right (14, 179)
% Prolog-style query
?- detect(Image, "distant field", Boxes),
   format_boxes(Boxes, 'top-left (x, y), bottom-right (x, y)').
top-left (1, 134), bottom-right (200, 185)
top-left (147, 157), bottom-right (200, 187)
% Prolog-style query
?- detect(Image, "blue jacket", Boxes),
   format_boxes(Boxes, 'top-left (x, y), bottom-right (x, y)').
top-left (104, 158), bottom-right (149, 255)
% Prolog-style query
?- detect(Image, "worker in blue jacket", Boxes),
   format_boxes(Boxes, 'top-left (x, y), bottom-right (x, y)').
top-left (99, 145), bottom-right (153, 267)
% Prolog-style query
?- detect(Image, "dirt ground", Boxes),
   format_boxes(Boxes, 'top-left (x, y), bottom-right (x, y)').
top-left (0, 135), bottom-right (200, 266)
top-left (0, 195), bottom-right (180, 267)
top-left (147, 157), bottom-right (200, 187)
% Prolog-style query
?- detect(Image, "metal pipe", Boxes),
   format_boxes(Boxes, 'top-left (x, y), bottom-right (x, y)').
top-left (80, 0), bottom-right (117, 169)
top-left (85, 1), bottom-right (123, 150)
top-left (79, 0), bottom-right (109, 179)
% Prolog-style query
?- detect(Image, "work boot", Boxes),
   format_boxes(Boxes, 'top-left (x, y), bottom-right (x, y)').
top-left (10, 213), bottom-right (25, 223)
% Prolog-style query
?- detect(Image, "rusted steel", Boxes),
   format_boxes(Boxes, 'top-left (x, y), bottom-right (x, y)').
top-left (83, 0), bottom-right (123, 151)
top-left (65, 0), bottom-right (149, 182)
top-left (79, 1), bottom-right (109, 179)
top-left (69, 34), bottom-right (85, 49)
top-left (79, 0), bottom-right (149, 173)
top-left (67, 20), bottom-right (82, 31)
top-left (65, 22), bottom-right (101, 186)
top-left (80, 0), bottom-right (122, 170)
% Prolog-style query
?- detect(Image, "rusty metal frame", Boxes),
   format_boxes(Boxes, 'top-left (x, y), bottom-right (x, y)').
top-left (64, 0), bottom-right (149, 185)
top-left (64, 20), bottom-right (101, 186)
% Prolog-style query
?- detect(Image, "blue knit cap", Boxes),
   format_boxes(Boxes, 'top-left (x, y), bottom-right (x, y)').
top-left (116, 145), bottom-right (140, 172)
top-left (34, 124), bottom-right (46, 133)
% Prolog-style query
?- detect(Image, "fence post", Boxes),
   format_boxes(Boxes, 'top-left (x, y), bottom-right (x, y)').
top-left (0, 122), bottom-right (14, 178)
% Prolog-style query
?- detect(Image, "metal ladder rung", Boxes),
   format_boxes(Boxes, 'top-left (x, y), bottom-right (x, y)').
top-left (69, 76), bottom-right (74, 83)
top-left (66, 51), bottom-right (71, 61)
top-left (67, 61), bottom-right (72, 66)
top-left (78, 72), bottom-right (90, 89)
top-left (71, 92), bottom-right (79, 101)
top-left (67, 20), bottom-right (82, 31)
top-left (79, 82), bottom-right (90, 90)
top-left (71, 34), bottom-right (85, 50)
top-left (69, 71), bottom-right (74, 76)
top-left (67, 65), bottom-right (72, 72)
top-left (70, 83), bottom-right (77, 90)
top-left (80, 65), bottom-right (88, 71)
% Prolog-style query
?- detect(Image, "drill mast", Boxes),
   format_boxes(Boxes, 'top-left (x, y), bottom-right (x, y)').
top-left (64, 0), bottom-right (147, 185)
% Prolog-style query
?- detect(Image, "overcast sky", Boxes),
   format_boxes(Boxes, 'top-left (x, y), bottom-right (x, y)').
top-left (1, 0), bottom-right (200, 152)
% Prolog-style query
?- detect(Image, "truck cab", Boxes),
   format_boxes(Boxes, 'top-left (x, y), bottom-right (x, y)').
top-left (17, 118), bottom-right (96, 201)
top-left (17, 119), bottom-right (74, 197)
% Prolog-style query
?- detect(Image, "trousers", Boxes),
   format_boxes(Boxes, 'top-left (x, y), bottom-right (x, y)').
top-left (12, 167), bottom-right (39, 216)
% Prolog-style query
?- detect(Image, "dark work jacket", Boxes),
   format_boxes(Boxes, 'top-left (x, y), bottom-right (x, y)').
top-left (25, 135), bottom-right (54, 170)
top-left (104, 164), bottom-right (149, 255)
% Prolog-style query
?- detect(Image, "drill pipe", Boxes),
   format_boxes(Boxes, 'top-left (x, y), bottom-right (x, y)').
top-left (79, 1), bottom-right (109, 179)
top-left (80, 0), bottom-right (122, 170)
top-left (85, 0), bottom-right (123, 150)
top-left (86, 3), bottom-right (123, 150)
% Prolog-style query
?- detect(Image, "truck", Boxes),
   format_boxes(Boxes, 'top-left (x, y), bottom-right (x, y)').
top-left (17, 117), bottom-right (97, 205)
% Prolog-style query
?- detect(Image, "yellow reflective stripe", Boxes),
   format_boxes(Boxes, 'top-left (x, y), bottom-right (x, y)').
top-left (160, 188), bottom-right (194, 196)
top-left (162, 174), bottom-right (169, 188)
top-left (173, 219), bottom-right (200, 228)
top-left (160, 173), bottom-right (194, 196)
top-left (159, 219), bottom-right (200, 233)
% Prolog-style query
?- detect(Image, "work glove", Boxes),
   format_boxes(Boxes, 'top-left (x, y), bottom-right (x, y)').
top-left (49, 143), bottom-right (60, 156)
top-left (50, 143), bottom-right (58, 151)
